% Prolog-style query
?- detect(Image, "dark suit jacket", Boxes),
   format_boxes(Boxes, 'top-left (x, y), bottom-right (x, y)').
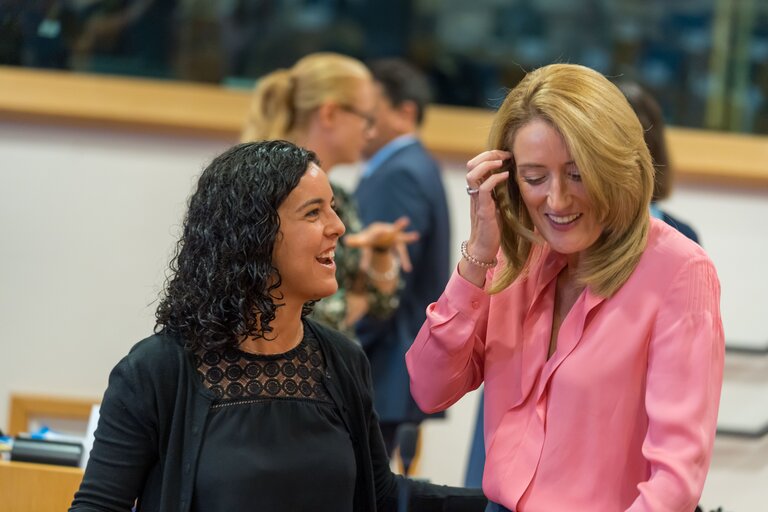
top-left (661, 211), bottom-right (699, 244)
top-left (355, 139), bottom-right (451, 423)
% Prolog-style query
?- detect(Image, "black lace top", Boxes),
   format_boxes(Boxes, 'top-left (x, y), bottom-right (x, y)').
top-left (191, 326), bottom-right (356, 512)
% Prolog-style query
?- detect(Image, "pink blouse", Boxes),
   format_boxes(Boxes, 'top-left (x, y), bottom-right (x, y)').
top-left (406, 219), bottom-right (724, 511)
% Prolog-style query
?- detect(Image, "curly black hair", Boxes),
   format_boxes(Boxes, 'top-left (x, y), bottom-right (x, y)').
top-left (155, 140), bottom-right (319, 351)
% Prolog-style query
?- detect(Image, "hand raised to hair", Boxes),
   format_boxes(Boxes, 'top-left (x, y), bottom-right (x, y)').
top-left (464, 150), bottom-right (511, 261)
top-left (459, 150), bottom-right (511, 287)
top-left (345, 216), bottom-right (420, 273)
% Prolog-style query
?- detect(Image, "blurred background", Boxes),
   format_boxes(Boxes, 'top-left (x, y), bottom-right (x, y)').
top-left (1, 0), bottom-right (767, 134)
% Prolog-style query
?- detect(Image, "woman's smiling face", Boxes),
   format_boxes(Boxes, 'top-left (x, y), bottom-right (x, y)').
top-left (272, 163), bottom-right (345, 304)
top-left (513, 119), bottom-right (603, 267)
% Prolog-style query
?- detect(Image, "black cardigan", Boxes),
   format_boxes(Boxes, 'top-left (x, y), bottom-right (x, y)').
top-left (70, 319), bottom-right (486, 512)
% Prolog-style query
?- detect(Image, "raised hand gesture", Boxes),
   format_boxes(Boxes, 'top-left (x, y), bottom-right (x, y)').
top-left (460, 150), bottom-right (511, 286)
top-left (345, 216), bottom-right (419, 273)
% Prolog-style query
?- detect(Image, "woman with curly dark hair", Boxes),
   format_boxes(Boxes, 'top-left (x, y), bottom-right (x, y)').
top-left (70, 140), bottom-right (485, 512)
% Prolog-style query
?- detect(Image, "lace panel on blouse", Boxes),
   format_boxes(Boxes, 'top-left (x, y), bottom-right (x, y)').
top-left (194, 330), bottom-right (331, 406)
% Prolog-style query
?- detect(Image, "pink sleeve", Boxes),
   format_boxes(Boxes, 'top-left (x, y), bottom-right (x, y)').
top-left (627, 257), bottom-right (725, 512)
top-left (405, 267), bottom-right (491, 413)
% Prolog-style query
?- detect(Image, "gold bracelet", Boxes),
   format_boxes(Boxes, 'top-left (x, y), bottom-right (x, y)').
top-left (460, 240), bottom-right (497, 269)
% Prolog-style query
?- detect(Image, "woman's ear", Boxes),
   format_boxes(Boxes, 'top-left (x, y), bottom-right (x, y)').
top-left (316, 102), bottom-right (338, 128)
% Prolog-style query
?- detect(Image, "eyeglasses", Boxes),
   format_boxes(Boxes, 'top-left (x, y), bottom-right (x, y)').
top-left (339, 105), bottom-right (376, 131)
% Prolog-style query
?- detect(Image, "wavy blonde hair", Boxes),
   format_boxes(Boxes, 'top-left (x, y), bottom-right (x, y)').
top-left (241, 52), bottom-right (371, 142)
top-left (488, 64), bottom-right (654, 297)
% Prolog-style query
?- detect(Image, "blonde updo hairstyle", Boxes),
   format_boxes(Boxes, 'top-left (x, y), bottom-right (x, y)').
top-left (241, 52), bottom-right (372, 142)
top-left (488, 64), bottom-right (654, 297)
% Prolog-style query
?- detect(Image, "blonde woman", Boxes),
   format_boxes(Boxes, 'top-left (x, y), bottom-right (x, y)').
top-left (406, 64), bottom-right (724, 511)
top-left (243, 52), bottom-right (416, 339)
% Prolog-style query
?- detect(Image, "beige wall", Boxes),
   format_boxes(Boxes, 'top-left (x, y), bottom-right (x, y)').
top-left (0, 120), bottom-right (230, 430)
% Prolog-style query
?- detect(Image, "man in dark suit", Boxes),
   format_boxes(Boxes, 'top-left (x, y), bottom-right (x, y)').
top-left (355, 58), bottom-right (451, 455)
